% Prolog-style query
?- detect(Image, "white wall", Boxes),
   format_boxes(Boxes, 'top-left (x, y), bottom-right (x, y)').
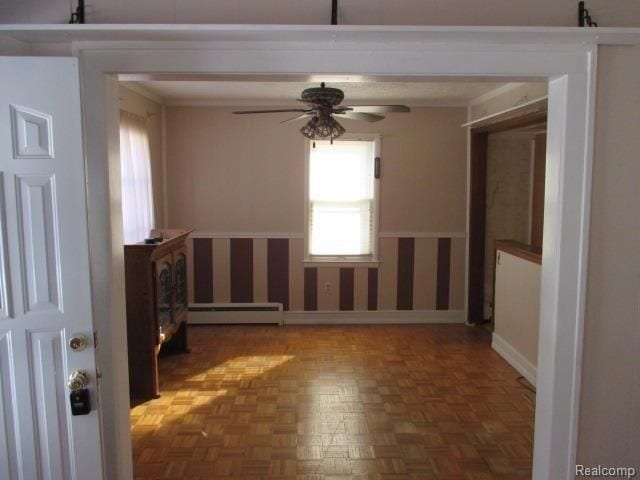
top-left (1, 0), bottom-right (640, 27)
top-left (577, 44), bottom-right (640, 468)
top-left (165, 106), bottom-right (468, 233)
top-left (493, 250), bottom-right (540, 380)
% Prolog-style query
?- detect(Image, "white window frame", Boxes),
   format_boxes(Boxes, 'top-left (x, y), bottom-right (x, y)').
top-left (304, 133), bottom-right (381, 266)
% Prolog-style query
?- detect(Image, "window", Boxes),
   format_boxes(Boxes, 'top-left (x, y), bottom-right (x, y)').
top-left (306, 136), bottom-right (379, 261)
top-left (119, 110), bottom-right (155, 244)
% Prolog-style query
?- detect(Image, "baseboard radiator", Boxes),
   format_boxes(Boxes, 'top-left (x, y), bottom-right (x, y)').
top-left (188, 303), bottom-right (283, 325)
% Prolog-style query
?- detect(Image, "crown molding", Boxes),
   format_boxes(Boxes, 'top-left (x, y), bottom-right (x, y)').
top-left (1, 25), bottom-right (639, 46)
top-left (119, 82), bottom-right (165, 105)
top-left (468, 82), bottom-right (527, 107)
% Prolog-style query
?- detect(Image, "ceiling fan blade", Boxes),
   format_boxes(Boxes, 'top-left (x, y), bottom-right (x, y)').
top-left (281, 113), bottom-right (313, 124)
top-left (342, 105), bottom-right (411, 113)
top-left (233, 108), bottom-right (312, 114)
top-left (335, 111), bottom-right (385, 122)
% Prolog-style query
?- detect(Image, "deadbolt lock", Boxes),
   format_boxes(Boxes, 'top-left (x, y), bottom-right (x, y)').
top-left (68, 333), bottom-right (88, 352)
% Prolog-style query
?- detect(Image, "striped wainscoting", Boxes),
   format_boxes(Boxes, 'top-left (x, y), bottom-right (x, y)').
top-left (187, 234), bottom-right (466, 315)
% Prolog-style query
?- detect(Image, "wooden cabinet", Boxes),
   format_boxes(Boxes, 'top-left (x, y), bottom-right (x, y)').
top-left (124, 229), bottom-right (192, 401)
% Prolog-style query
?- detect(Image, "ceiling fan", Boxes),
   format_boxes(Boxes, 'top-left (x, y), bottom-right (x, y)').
top-left (233, 82), bottom-right (410, 142)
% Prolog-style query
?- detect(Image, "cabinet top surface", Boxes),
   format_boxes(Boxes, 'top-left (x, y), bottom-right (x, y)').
top-left (124, 229), bottom-right (192, 259)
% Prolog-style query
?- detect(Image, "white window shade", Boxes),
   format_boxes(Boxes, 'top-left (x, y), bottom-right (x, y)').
top-left (308, 140), bottom-right (376, 256)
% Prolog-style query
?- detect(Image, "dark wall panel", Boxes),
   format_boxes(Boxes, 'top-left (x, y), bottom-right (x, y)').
top-left (437, 237), bottom-right (451, 310)
top-left (396, 238), bottom-right (415, 310)
top-left (193, 238), bottom-right (213, 303)
top-left (230, 238), bottom-right (253, 302)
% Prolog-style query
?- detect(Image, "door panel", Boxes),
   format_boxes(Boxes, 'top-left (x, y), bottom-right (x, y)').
top-left (0, 57), bottom-right (104, 480)
top-left (0, 331), bottom-right (19, 480)
top-left (29, 329), bottom-right (72, 480)
top-left (16, 173), bottom-right (61, 313)
top-left (0, 174), bottom-right (11, 319)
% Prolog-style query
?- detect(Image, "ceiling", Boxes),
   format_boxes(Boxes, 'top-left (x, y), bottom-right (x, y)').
top-left (123, 79), bottom-right (513, 107)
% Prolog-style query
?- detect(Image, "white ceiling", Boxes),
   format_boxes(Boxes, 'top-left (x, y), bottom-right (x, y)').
top-left (124, 80), bottom-right (512, 107)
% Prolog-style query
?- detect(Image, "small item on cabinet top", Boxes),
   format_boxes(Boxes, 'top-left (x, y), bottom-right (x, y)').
top-left (144, 236), bottom-right (164, 245)
top-left (135, 229), bottom-right (190, 247)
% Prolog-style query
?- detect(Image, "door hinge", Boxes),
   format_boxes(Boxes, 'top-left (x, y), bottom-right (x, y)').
top-left (93, 331), bottom-right (98, 348)
top-left (374, 156), bottom-right (381, 179)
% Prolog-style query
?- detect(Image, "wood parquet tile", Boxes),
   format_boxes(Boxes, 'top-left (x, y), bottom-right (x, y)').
top-left (131, 325), bottom-right (534, 480)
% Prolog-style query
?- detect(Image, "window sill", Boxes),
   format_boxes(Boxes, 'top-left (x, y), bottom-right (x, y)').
top-left (303, 257), bottom-right (380, 268)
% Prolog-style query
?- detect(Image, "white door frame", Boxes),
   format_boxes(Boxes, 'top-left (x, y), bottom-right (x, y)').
top-left (76, 32), bottom-right (596, 480)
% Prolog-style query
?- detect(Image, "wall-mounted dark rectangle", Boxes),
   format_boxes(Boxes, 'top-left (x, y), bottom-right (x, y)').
top-left (193, 238), bottom-right (213, 303)
top-left (230, 238), bottom-right (253, 302)
top-left (339, 268), bottom-right (354, 311)
top-left (396, 238), bottom-right (415, 310)
top-left (437, 237), bottom-right (451, 310)
top-left (304, 267), bottom-right (318, 311)
top-left (367, 268), bottom-right (378, 311)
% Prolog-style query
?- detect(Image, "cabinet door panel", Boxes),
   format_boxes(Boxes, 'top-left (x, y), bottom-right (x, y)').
top-left (154, 253), bottom-right (173, 336)
top-left (173, 247), bottom-right (188, 321)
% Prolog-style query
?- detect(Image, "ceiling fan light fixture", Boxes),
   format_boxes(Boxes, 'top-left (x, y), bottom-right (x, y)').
top-left (300, 116), bottom-right (345, 141)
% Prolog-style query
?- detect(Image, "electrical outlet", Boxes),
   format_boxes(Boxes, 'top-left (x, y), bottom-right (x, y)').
top-left (323, 282), bottom-right (332, 294)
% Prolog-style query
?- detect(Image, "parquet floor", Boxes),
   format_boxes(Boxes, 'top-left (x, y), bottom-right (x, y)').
top-left (131, 325), bottom-right (534, 480)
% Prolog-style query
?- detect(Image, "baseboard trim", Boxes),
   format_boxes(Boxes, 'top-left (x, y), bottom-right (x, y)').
top-left (491, 332), bottom-right (537, 387)
top-left (283, 310), bottom-right (465, 325)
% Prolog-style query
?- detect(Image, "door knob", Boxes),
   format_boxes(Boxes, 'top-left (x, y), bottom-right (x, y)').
top-left (68, 333), bottom-right (88, 352)
top-left (68, 370), bottom-right (89, 392)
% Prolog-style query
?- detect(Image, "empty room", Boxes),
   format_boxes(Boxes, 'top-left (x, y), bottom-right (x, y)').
top-left (117, 76), bottom-right (547, 478)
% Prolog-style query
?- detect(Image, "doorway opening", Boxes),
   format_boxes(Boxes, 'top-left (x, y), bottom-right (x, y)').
top-left (114, 74), bottom-right (547, 478)
top-left (467, 105), bottom-right (548, 328)
top-left (77, 38), bottom-right (596, 480)
top-left (467, 101), bottom-right (548, 390)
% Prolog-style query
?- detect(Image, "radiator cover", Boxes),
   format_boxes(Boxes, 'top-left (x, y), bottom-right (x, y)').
top-left (188, 303), bottom-right (283, 325)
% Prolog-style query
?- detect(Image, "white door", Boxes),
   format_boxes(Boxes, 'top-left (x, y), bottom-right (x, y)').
top-left (0, 58), bottom-right (104, 480)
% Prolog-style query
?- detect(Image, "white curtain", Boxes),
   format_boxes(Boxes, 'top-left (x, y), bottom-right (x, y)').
top-left (119, 110), bottom-right (155, 244)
